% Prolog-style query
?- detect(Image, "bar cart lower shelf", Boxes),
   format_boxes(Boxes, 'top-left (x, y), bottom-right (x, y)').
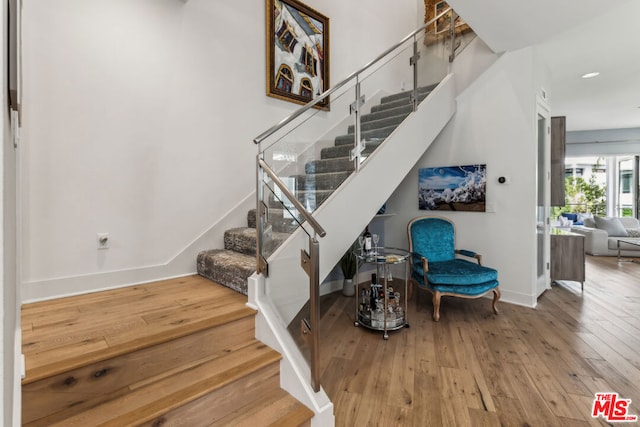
top-left (354, 247), bottom-right (410, 340)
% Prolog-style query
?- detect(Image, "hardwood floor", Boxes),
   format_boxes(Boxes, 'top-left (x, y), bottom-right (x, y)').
top-left (21, 275), bottom-right (314, 426)
top-left (318, 255), bottom-right (640, 426)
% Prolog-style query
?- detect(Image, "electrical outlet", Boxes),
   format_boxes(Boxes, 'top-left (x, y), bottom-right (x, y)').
top-left (97, 233), bottom-right (109, 249)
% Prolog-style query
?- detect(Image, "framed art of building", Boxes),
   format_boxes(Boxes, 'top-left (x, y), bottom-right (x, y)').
top-left (424, 0), bottom-right (470, 36)
top-left (266, 0), bottom-right (330, 109)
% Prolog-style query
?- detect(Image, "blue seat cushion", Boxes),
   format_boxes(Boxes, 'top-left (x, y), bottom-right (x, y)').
top-left (412, 264), bottom-right (498, 295)
top-left (427, 259), bottom-right (497, 285)
top-left (412, 258), bottom-right (498, 291)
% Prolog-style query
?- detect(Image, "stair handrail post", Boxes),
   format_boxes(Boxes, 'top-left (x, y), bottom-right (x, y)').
top-left (349, 77), bottom-right (365, 172)
top-left (308, 235), bottom-right (320, 392)
top-left (256, 153), bottom-right (269, 276)
top-left (299, 233), bottom-right (321, 392)
top-left (410, 34), bottom-right (420, 112)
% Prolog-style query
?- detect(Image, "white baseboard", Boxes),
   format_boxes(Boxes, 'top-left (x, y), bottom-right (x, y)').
top-left (22, 193), bottom-right (256, 303)
top-left (498, 288), bottom-right (537, 308)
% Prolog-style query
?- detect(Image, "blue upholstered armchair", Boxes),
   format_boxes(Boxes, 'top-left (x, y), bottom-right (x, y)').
top-left (407, 216), bottom-right (500, 321)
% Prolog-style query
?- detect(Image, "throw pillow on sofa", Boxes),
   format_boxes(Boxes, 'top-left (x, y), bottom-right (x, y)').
top-left (626, 228), bottom-right (640, 238)
top-left (577, 212), bottom-right (593, 223)
top-left (583, 217), bottom-right (596, 228)
top-left (560, 212), bottom-right (584, 225)
top-left (594, 216), bottom-right (628, 237)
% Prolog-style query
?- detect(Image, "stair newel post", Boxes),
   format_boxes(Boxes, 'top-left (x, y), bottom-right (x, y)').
top-left (300, 234), bottom-right (321, 392)
top-left (349, 77), bottom-right (366, 172)
top-left (256, 154), bottom-right (269, 277)
top-left (410, 35), bottom-right (421, 112)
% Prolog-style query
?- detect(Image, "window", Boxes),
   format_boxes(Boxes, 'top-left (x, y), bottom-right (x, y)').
top-left (299, 45), bottom-right (317, 76)
top-left (565, 167), bottom-right (584, 178)
top-left (621, 170), bottom-right (632, 194)
top-left (300, 78), bottom-right (313, 99)
top-left (275, 65), bottom-right (293, 93)
top-left (276, 21), bottom-right (298, 53)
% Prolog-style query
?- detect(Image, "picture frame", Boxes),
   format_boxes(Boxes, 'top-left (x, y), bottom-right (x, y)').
top-left (266, 0), bottom-right (330, 110)
top-left (424, 0), bottom-right (470, 36)
top-left (418, 164), bottom-right (487, 212)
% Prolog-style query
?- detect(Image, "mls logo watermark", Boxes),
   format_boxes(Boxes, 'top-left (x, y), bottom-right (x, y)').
top-left (591, 392), bottom-right (638, 422)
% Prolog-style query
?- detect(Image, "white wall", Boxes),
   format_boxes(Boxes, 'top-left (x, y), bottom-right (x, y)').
top-left (384, 46), bottom-right (546, 307)
top-left (20, 0), bottom-right (420, 301)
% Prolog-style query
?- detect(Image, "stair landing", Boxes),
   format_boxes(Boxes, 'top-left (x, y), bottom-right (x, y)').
top-left (22, 275), bottom-right (313, 426)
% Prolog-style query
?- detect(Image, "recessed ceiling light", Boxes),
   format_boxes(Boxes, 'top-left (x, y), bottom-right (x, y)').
top-left (581, 72), bottom-right (600, 79)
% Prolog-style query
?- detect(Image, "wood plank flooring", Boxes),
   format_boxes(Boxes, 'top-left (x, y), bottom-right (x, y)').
top-left (319, 255), bottom-right (640, 426)
top-left (22, 275), bottom-right (314, 426)
top-left (22, 275), bottom-right (255, 383)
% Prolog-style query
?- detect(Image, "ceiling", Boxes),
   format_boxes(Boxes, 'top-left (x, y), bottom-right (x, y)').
top-left (448, 0), bottom-right (640, 132)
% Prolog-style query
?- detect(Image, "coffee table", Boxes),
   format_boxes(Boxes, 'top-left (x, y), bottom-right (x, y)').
top-left (617, 239), bottom-right (640, 263)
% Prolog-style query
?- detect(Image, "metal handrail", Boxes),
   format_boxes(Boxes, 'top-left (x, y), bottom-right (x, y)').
top-left (258, 158), bottom-right (326, 238)
top-left (253, 8), bottom-right (452, 147)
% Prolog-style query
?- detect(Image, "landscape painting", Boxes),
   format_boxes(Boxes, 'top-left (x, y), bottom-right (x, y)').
top-left (418, 164), bottom-right (486, 211)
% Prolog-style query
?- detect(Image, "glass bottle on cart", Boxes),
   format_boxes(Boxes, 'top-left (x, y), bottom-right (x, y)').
top-left (359, 272), bottom-right (404, 329)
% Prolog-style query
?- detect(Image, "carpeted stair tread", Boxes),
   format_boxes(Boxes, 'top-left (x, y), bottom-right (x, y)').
top-left (305, 157), bottom-right (355, 174)
top-left (334, 124), bottom-right (398, 146)
top-left (370, 93), bottom-right (424, 113)
top-left (291, 189), bottom-right (334, 211)
top-left (247, 209), bottom-right (258, 228)
top-left (197, 250), bottom-right (256, 295)
top-left (347, 112), bottom-right (410, 134)
top-left (247, 208), bottom-right (299, 234)
top-left (288, 171), bottom-right (352, 191)
top-left (380, 84), bottom-right (436, 104)
top-left (371, 86), bottom-right (435, 114)
top-left (320, 141), bottom-right (383, 160)
top-left (267, 189), bottom-right (334, 212)
top-left (361, 103), bottom-right (413, 123)
top-left (224, 227), bottom-right (290, 256)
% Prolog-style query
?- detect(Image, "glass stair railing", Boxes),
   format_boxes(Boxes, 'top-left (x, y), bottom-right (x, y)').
top-left (253, 7), bottom-right (462, 393)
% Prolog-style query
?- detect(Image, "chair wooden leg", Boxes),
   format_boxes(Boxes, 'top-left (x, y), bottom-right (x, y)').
top-left (432, 291), bottom-right (441, 322)
top-left (492, 288), bottom-right (500, 315)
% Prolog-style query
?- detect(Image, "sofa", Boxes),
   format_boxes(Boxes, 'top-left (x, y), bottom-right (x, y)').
top-left (570, 216), bottom-right (640, 257)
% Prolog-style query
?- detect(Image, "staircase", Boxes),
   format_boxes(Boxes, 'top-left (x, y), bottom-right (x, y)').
top-left (197, 85), bottom-right (437, 295)
top-left (21, 275), bottom-right (313, 426)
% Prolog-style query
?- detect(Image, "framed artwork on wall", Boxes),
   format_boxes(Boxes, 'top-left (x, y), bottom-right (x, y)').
top-left (266, 0), bottom-right (330, 110)
top-left (424, 0), bottom-right (470, 36)
top-left (418, 164), bottom-right (487, 212)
